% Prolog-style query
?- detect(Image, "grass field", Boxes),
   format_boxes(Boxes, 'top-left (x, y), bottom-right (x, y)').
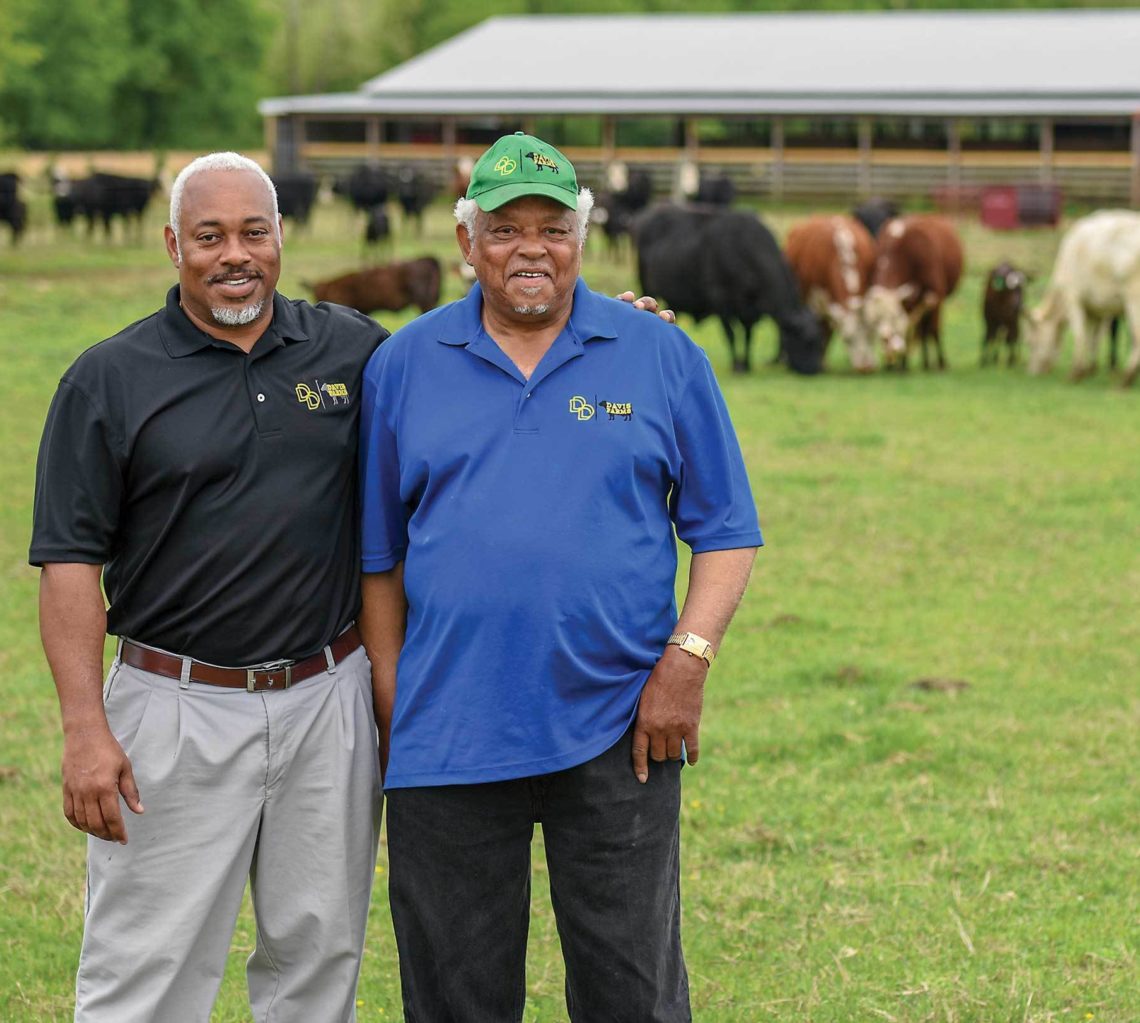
top-left (1, 194), bottom-right (1137, 1022)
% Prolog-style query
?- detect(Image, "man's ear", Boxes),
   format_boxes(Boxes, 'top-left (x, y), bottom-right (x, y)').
top-left (163, 225), bottom-right (181, 267)
top-left (456, 223), bottom-right (473, 264)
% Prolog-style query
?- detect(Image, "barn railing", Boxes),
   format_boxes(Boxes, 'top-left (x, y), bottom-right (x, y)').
top-left (295, 141), bottom-right (1136, 206)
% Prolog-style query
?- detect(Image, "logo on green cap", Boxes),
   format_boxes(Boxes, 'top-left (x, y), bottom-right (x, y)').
top-left (494, 156), bottom-right (517, 177)
top-left (525, 152), bottom-right (560, 174)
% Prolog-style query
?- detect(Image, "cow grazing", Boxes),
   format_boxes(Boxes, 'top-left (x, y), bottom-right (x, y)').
top-left (0, 173), bottom-right (27, 244)
top-left (981, 261), bottom-right (1029, 367)
top-left (862, 215), bottom-right (963, 370)
top-left (450, 260), bottom-right (477, 294)
top-left (363, 205), bottom-right (390, 251)
top-left (694, 172), bottom-right (735, 207)
top-left (310, 257), bottom-right (442, 317)
top-left (1027, 210), bottom-right (1140, 386)
top-left (785, 215), bottom-right (877, 372)
top-left (592, 167), bottom-right (653, 258)
top-left (852, 197), bottom-right (900, 239)
top-left (53, 172), bottom-right (160, 240)
top-left (395, 168), bottom-right (437, 235)
top-left (634, 205), bottom-right (824, 375)
top-left (450, 158), bottom-right (473, 202)
top-left (333, 164), bottom-right (390, 212)
top-left (271, 172), bottom-right (319, 225)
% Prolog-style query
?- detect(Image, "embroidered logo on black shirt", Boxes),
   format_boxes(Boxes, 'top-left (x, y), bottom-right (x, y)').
top-left (295, 381), bottom-right (350, 411)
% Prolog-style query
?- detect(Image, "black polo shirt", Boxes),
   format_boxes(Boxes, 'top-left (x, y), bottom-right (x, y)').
top-left (30, 286), bottom-right (388, 665)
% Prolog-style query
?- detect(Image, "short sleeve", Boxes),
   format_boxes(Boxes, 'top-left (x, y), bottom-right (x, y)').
top-left (359, 349), bottom-right (408, 572)
top-left (29, 379), bottom-right (124, 566)
top-left (670, 355), bottom-right (764, 553)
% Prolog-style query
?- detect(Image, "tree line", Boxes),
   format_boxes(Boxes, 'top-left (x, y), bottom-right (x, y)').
top-left (0, 0), bottom-right (1127, 152)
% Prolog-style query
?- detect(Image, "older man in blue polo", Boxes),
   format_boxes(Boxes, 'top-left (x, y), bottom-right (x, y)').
top-left (359, 133), bottom-right (761, 1022)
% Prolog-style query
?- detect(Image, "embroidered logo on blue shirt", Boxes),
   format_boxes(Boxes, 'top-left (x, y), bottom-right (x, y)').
top-left (568, 395), bottom-right (634, 423)
top-left (568, 395), bottom-right (595, 421)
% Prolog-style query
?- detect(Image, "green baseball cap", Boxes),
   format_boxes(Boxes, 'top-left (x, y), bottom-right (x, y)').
top-left (466, 132), bottom-right (578, 212)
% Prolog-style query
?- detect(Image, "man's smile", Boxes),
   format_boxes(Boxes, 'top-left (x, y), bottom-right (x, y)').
top-left (209, 271), bottom-right (263, 299)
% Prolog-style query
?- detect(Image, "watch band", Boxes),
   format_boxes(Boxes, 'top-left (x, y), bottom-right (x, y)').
top-left (666, 631), bottom-right (715, 667)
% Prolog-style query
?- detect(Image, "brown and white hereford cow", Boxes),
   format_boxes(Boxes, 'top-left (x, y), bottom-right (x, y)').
top-left (862, 215), bottom-right (963, 370)
top-left (1027, 210), bottom-right (1140, 386)
top-left (786, 215), bottom-right (877, 372)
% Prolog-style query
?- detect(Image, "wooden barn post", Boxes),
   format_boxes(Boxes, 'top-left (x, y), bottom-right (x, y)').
top-left (1132, 113), bottom-right (1140, 208)
top-left (947, 119), bottom-right (961, 196)
top-left (1039, 118), bottom-right (1054, 185)
top-left (771, 116), bottom-right (785, 203)
top-left (857, 117), bottom-right (872, 198)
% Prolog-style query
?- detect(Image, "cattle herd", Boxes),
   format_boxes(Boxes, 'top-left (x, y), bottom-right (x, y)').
top-left (0, 161), bottom-right (1137, 386)
top-left (623, 189), bottom-right (1138, 386)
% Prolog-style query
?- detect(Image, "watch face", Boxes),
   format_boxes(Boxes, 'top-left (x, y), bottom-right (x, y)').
top-left (668, 632), bottom-right (713, 664)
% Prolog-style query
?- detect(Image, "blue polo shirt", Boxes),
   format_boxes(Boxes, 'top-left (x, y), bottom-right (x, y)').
top-left (360, 278), bottom-right (762, 788)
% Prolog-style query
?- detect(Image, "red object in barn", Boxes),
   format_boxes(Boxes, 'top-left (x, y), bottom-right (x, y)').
top-left (980, 186), bottom-right (1020, 230)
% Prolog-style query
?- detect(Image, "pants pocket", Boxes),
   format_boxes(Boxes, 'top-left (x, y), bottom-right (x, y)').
top-left (102, 662), bottom-right (121, 703)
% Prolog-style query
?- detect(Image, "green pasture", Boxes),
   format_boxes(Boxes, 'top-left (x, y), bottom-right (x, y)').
top-left (1, 195), bottom-right (1137, 1022)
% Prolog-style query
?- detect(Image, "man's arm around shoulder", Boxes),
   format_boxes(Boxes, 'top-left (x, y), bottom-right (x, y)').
top-left (632, 547), bottom-right (758, 783)
top-left (40, 563), bottom-right (143, 844)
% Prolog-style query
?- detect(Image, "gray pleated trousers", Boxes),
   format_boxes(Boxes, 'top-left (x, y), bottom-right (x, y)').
top-left (74, 646), bottom-right (382, 1023)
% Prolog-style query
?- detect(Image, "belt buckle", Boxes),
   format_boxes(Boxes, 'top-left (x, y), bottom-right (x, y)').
top-left (247, 659), bottom-right (295, 693)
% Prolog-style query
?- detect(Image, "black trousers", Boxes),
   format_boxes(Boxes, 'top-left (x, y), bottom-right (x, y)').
top-left (385, 727), bottom-right (691, 1023)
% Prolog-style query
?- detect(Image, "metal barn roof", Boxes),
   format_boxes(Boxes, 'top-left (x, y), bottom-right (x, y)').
top-left (259, 10), bottom-right (1140, 119)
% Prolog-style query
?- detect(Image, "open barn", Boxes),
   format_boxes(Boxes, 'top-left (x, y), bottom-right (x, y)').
top-left (259, 10), bottom-right (1140, 207)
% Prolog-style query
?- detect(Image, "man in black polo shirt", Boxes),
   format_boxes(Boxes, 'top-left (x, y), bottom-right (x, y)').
top-left (30, 152), bottom-right (387, 1022)
top-left (30, 152), bottom-right (671, 1021)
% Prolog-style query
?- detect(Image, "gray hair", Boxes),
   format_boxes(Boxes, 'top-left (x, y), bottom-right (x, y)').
top-left (454, 188), bottom-right (594, 247)
top-left (169, 152), bottom-right (279, 255)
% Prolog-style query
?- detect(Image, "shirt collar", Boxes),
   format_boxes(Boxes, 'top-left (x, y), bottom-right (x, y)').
top-left (435, 278), bottom-right (620, 349)
top-left (158, 286), bottom-right (310, 359)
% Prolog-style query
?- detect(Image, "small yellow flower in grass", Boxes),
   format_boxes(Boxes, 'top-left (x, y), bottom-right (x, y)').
top-left (375, 865), bottom-right (385, 875)
top-left (1085, 1014), bottom-right (1094, 1020)
top-left (689, 799), bottom-right (702, 810)
top-left (357, 1000), bottom-right (365, 1007)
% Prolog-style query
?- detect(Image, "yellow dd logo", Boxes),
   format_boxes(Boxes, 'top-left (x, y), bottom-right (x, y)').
top-left (295, 383), bottom-right (321, 410)
top-left (568, 396), bottom-right (595, 421)
top-left (494, 156), bottom-right (517, 176)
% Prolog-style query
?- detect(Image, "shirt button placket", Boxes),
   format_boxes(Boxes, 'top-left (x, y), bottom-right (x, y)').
top-left (248, 363), bottom-right (273, 433)
top-left (514, 386), bottom-right (538, 433)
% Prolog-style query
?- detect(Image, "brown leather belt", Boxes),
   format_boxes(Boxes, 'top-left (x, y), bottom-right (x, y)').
top-left (120, 626), bottom-right (362, 693)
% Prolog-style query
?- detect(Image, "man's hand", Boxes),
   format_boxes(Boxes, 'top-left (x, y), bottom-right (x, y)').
top-left (616, 291), bottom-right (676, 323)
top-left (61, 725), bottom-right (143, 844)
top-left (631, 646), bottom-right (707, 783)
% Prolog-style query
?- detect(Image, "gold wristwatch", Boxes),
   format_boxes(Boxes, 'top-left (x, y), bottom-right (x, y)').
top-left (666, 632), bottom-right (715, 667)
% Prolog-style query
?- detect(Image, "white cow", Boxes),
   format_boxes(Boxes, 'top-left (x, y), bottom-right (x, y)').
top-left (1027, 210), bottom-right (1140, 386)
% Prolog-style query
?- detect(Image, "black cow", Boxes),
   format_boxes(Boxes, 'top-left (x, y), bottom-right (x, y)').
top-left (981, 261), bottom-right (1028, 367)
top-left (0, 173), bottom-right (27, 244)
top-left (271, 172), bottom-right (319, 226)
top-left (694, 172), bottom-right (735, 207)
top-left (333, 164), bottom-right (390, 212)
top-left (53, 173), bottom-right (159, 240)
top-left (853, 197), bottom-right (900, 239)
top-left (635, 205), bottom-right (824, 375)
top-left (395, 167), bottom-right (437, 235)
top-left (593, 168), bottom-right (652, 258)
top-left (363, 205), bottom-right (390, 254)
